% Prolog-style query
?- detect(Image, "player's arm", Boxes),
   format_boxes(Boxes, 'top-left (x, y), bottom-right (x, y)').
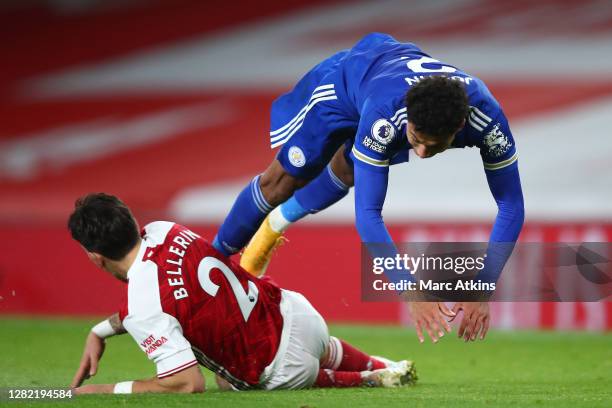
top-left (453, 111), bottom-right (525, 342)
top-left (353, 164), bottom-right (454, 342)
top-left (453, 143), bottom-right (524, 342)
top-left (350, 100), bottom-right (398, 244)
top-left (73, 310), bottom-right (203, 394)
top-left (351, 112), bottom-right (403, 281)
top-left (351, 105), bottom-right (453, 343)
top-left (353, 163), bottom-right (392, 243)
top-left (478, 111), bottom-right (525, 283)
top-left (70, 313), bottom-right (126, 388)
top-left (74, 365), bottom-right (204, 394)
top-left (471, 160), bottom-right (524, 285)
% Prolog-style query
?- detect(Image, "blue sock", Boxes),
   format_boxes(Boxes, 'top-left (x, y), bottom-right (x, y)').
top-left (281, 165), bottom-right (350, 222)
top-left (213, 175), bottom-right (273, 256)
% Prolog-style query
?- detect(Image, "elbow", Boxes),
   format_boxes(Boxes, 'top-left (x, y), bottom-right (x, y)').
top-left (188, 375), bottom-right (206, 394)
top-left (158, 364), bottom-right (205, 394)
top-left (175, 374), bottom-right (205, 394)
top-left (355, 212), bottom-right (378, 241)
top-left (180, 380), bottom-right (205, 394)
top-left (191, 384), bottom-right (205, 394)
top-left (498, 198), bottom-right (525, 224)
top-left (517, 205), bottom-right (525, 226)
top-left (514, 199), bottom-right (525, 225)
top-left (510, 201), bottom-right (525, 226)
top-left (355, 219), bottom-right (368, 240)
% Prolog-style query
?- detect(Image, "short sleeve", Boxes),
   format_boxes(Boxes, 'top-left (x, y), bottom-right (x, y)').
top-left (350, 98), bottom-right (403, 172)
top-left (123, 312), bottom-right (198, 378)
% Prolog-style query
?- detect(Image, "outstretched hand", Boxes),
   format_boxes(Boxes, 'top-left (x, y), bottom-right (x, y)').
top-left (451, 302), bottom-right (490, 341)
top-left (407, 301), bottom-right (456, 343)
top-left (70, 332), bottom-right (106, 388)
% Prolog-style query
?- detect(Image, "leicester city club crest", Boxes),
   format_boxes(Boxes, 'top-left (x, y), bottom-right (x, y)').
top-left (288, 146), bottom-right (306, 167)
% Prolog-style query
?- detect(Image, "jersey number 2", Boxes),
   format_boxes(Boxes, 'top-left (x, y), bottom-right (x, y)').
top-left (401, 56), bottom-right (457, 73)
top-left (197, 256), bottom-right (259, 322)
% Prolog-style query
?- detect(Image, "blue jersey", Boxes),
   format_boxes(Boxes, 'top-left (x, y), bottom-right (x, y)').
top-left (271, 32), bottom-right (517, 176)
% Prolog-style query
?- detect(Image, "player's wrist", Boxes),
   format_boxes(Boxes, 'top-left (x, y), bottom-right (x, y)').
top-left (91, 319), bottom-right (116, 339)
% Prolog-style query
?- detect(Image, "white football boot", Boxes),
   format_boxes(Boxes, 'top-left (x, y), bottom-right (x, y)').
top-left (363, 360), bottom-right (417, 387)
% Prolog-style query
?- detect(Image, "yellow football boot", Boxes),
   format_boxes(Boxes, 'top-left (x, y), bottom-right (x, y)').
top-left (240, 216), bottom-right (287, 277)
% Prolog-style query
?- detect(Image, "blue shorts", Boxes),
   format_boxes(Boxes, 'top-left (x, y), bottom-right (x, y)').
top-left (269, 51), bottom-right (357, 179)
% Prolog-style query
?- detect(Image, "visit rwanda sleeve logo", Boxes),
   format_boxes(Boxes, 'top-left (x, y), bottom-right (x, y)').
top-left (371, 119), bottom-right (395, 145)
top-left (484, 124), bottom-right (512, 157)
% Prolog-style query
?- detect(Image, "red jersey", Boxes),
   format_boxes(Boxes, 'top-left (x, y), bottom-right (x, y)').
top-left (118, 221), bottom-right (283, 389)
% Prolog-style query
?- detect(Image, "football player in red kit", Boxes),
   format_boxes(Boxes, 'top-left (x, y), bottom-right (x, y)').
top-left (67, 193), bottom-right (416, 394)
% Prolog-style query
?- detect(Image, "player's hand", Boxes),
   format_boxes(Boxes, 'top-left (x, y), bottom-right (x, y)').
top-left (70, 332), bottom-right (106, 388)
top-left (407, 301), bottom-right (455, 343)
top-left (451, 302), bottom-right (490, 341)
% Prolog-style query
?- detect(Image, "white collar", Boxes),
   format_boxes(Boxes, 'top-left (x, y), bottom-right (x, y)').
top-left (126, 239), bottom-right (148, 280)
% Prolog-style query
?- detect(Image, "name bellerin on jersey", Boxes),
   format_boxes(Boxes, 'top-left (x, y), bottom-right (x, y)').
top-left (165, 228), bottom-right (200, 300)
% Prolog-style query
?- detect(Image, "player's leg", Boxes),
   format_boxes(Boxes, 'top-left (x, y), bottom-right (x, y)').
top-left (260, 290), bottom-right (331, 390)
top-left (313, 335), bottom-right (386, 388)
top-left (319, 335), bottom-right (386, 372)
top-left (240, 142), bottom-right (353, 275)
top-left (315, 367), bottom-right (415, 388)
top-left (314, 364), bottom-right (416, 388)
top-left (215, 62), bottom-right (348, 260)
top-left (260, 290), bottom-right (416, 390)
top-left (316, 336), bottom-right (417, 388)
top-left (212, 160), bottom-right (307, 257)
top-left (269, 142), bottom-right (353, 232)
top-left (314, 369), bottom-right (373, 388)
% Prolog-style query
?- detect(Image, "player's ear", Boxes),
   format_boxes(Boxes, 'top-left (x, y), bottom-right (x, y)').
top-left (86, 251), bottom-right (105, 269)
top-left (456, 118), bottom-right (466, 133)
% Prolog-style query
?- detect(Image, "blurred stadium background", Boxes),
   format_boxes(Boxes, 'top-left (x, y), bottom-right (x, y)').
top-left (1, 0), bottom-right (611, 330)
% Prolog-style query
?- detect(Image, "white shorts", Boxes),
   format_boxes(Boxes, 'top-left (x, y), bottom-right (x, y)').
top-left (260, 289), bottom-right (329, 390)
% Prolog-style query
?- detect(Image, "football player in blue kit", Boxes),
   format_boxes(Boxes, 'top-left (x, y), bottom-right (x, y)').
top-left (211, 33), bottom-right (525, 344)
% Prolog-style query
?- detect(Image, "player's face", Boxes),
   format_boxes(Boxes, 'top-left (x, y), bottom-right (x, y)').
top-left (406, 122), bottom-right (455, 158)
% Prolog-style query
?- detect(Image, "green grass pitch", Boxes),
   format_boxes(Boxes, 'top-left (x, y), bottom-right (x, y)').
top-left (1, 318), bottom-right (610, 407)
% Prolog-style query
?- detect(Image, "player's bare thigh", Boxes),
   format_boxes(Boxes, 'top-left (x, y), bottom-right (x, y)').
top-left (259, 160), bottom-right (309, 206)
top-left (260, 144), bottom-right (353, 206)
top-left (329, 144), bottom-right (354, 187)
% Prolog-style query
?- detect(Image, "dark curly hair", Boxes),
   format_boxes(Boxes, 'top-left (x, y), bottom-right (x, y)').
top-left (68, 193), bottom-right (139, 260)
top-left (405, 76), bottom-right (469, 138)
